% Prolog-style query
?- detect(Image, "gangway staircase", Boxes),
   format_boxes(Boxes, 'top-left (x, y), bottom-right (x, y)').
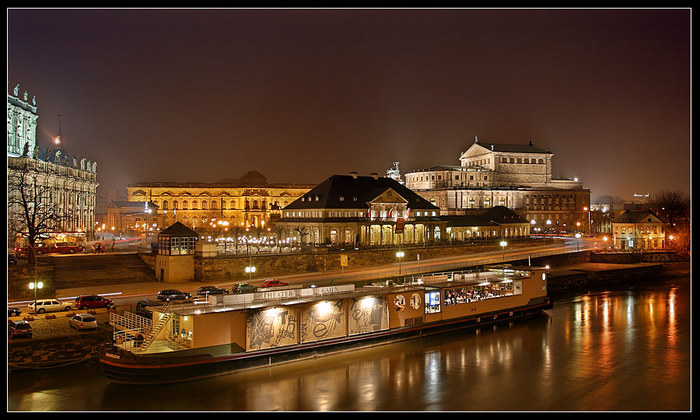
top-left (137, 301), bottom-right (174, 352)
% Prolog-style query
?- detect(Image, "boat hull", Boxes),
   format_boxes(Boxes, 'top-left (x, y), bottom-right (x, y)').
top-left (100, 297), bottom-right (552, 385)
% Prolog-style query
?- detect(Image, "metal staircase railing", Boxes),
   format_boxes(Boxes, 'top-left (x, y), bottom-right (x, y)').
top-left (137, 301), bottom-right (173, 352)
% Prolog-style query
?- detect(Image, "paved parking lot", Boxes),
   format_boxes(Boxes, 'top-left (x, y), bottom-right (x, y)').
top-left (8, 308), bottom-right (112, 341)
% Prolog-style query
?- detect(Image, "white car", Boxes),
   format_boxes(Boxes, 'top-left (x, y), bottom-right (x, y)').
top-left (69, 313), bottom-right (97, 330)
top-left (28, 299), bottom-right (72, 314)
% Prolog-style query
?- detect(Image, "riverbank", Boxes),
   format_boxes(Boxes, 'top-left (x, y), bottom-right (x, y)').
top-left (7, 261), bottom-right (689, 370)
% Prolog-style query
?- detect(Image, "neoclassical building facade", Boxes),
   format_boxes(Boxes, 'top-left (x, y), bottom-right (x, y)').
top-left (126, 171), bottom-right (314, 230)
top-left (275, 173), bottom-right (446, 246)
top-left (7, 85), bottom-right (99, 245)
top-left (404, 137), bottom-right (591, 233)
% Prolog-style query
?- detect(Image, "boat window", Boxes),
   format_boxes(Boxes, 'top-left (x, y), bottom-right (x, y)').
top-left (443, 281), bottom-right (519, 306)
top-left (424, 291), bottom-right (441, 314)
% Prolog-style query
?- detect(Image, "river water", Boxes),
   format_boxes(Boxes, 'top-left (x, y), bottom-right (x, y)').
top-left (8, 272), bottom-right (690, 412)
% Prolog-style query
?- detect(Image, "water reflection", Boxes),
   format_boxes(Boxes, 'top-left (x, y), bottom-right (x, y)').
top-left (8, 276), bottom-right (689, 411)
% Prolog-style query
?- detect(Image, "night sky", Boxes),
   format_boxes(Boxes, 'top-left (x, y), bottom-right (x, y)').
top-left (7, 8), bottom-right (690, 200)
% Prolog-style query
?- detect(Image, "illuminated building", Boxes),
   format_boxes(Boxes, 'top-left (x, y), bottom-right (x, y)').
top-left (404, 136), bottom-right (591, 233)
top-left (126, 171), bottom-right (314, 230)
top-left (611, 210), bottom-right (666, 250)
top-left (275, 172), bottom-right (445, 246)
top-left (104, 201), bottom-right (162, 237)
top-left (7, 84), bottom-right (99, 245)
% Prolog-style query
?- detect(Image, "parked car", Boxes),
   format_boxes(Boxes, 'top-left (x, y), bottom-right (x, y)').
top-left (50, 243), bottom-right (83, 254)
top-left (261, 278), bottom-right (289, 288)
top-left (232, 282), bottom-right (258, 294)
top-left (8, 307), bottom-right (21, 317)
top-left (27, 299), bottom-right (72, 314)
top-left (74, 295), bottom-right (114, 310)
top-left (156, 289), bottom-right (191, 301)
top-left (196, 285), bottom-right (229, 296)
top-left (135, 299), bottom-right (167, 319)
top-left (68, 313), bottom-right (98, 330)
top-left (8, 320), bottom-right (33, 338)
top-left (8, 253), bottom-right (17, 265)
top-left (14, 245), bottom-right (49, 257)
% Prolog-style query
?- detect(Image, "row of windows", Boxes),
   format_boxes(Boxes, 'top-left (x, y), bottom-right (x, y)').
top-left (158, 199), bottom-right (290, 211)
top-left (614, 226), bottom-right (662, 235)
top-left (466, 158), bottom-right (491, 167)
top-left (501, 157), bottom-right (544, 164)
top-left (284, 210), bottom-right (437, 218)
top-left (410, 174), bottom-right (489, 182)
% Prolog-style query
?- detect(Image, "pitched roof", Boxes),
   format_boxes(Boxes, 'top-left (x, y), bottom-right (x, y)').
top-left (284, 175), bottom-right (439, 210)
top-left (159, 221), bottom-right (198, 237)
top-left (469, 141), bottom-right (551, 154)
top-left (613, 210), bottom-right (664, 224)
top-left (441, 206), bottom-right (528, 227)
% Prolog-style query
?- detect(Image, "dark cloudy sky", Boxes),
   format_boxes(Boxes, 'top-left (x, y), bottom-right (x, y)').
top-left (8, 8), bottom-right (690, 200)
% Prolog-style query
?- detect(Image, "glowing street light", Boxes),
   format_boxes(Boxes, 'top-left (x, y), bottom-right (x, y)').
top-left (245, 264), bottom-right (256, 281)
top-left (396, 250), bottom-right (405, 275)
top-left (29, 280), bottom-right (43, 310)
top-left (500, 240), bottom-right (507, 261)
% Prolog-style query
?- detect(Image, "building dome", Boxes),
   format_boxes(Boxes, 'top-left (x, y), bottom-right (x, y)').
top-left (239, 171), bottom-right (267, 186)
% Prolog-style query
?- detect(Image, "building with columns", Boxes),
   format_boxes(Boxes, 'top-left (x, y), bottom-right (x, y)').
top-left (125, 171), bottom-right (314, 231)
top-left (404, 136), bottom-right (591, 234)
top-left (7, 85), bottom-right (99, 246)
top-left (275, 172), bottom-right (445, 246)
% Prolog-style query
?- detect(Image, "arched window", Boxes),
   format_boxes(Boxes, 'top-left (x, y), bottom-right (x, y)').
top-left (192, 200), bottom-right (199, 210)
top-left (211, 200), bottom-right (217, 210)
top-left (182, 200), bottom-right (188, 210)
top-left (330, 229), bottom-right (339, 244)
top-left (201, 201), bottom-right (207, 210)
top-left (162, 200), bottom-right (168, 210)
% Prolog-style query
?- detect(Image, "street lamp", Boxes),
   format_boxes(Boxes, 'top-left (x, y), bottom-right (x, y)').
top-left (29, 280), bottom-right (43, 310)
top-left (500, 240), bottom-right (507, 262)
top-left (583, 206), bottom-right (591, 235)
top-left (575, 233), bottom-right (582, 251)
top-left (396, 250), bottom-right (405, 275)
top-left (245, 264), bottom-right (256, 282)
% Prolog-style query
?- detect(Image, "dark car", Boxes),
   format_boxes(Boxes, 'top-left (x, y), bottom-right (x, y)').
top-left (261, 278), bottom-right (289, 288)
top-left (8, 253), bottom-right (17, 265)
top-left (196, 285), bottom-right (229, 296)
top-left (135, 299), bottom-right (168, 319)
top-left (8, 307), bottom-right (21, 317)
top-left (8, 320), bottom-right (33, 338)
top-left (74, 295), bottom-right (114, 310)
top-left (232, 282), bottom-right (258, 294)
top-left (156, 289), bottom-right (191, 302)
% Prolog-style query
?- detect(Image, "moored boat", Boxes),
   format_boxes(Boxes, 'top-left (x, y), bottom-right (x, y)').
top-left (100, 266), bottom-right (552, 384)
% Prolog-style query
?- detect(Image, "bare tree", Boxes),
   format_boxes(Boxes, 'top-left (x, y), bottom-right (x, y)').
top-left (648, 190), bottom-right (690, 228)
top-left (8, 162), bottom-right (70, 264)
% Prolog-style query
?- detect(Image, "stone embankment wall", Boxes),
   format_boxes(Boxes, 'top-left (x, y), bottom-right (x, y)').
top-left (8, 325), bottom-right (112, 368)
top-left (7, 262), bottom-right (55, 300)
top-left (591, 251), bottom-right (688, 264)
top-left (546, 264), bottom-right (666, 294)
top-left (191, 239), bottom-right (554, 283)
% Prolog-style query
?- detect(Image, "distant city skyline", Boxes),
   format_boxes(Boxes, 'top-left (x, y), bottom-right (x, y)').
top-left (8, 8), bottom-right (690, 200)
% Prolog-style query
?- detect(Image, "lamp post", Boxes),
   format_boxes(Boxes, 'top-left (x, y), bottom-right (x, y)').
top-left (583, 206), bottom-right (591, 235)
top-left (500, 240), bottom-right (508, 262)
top-left (575, 233), bottom-right (582, 251)
top-left (245, 254), bottom-right (256, 282)
top-left (29, 280), bottom-right (43, 310)
top-left (396, 250), bottom-right (405, 276)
